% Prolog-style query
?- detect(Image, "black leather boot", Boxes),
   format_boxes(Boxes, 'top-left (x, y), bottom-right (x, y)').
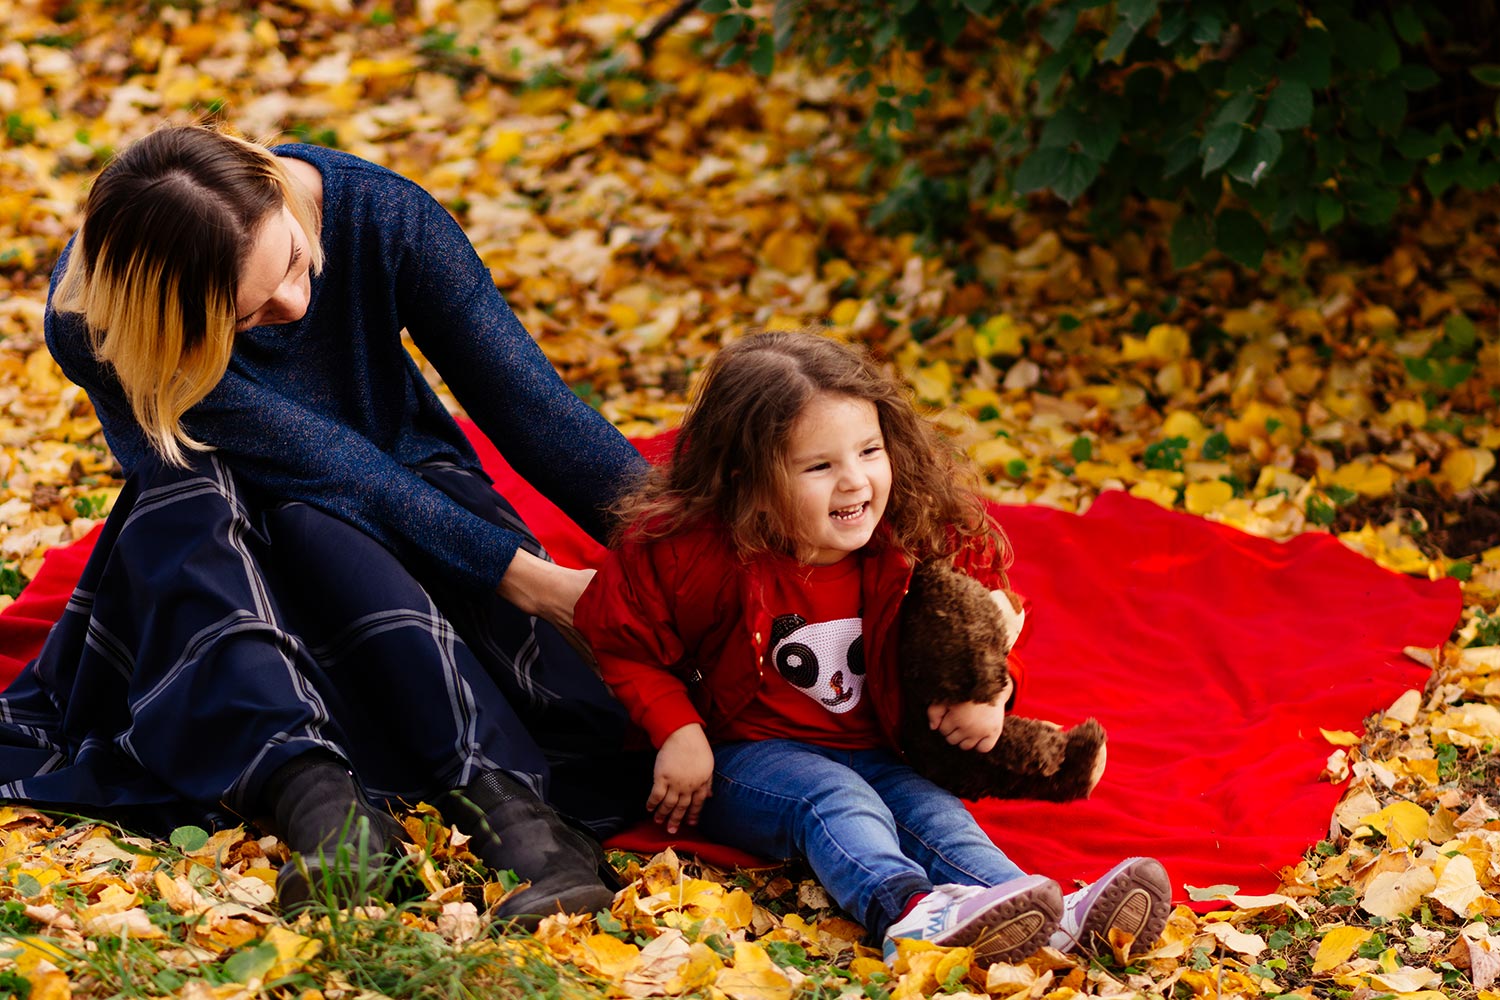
top-left (439, 770), bottom-right (617, 928)
top-left (266, 752), bottom-right (405, 912)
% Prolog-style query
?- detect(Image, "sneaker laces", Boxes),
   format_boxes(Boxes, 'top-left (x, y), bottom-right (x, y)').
top-left (934, 882), bottom-right (991, 904)
top-left (1055, 886), bottom-right (1090, 938)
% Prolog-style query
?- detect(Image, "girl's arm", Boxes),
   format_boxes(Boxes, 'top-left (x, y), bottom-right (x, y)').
top-left (575, 538), bottom-right (721, 830)
top-left (926, 697), bottom-right (1007, 753)
top-left (574, 541), bottom-right (707, 746)
top-left (650, 723), bottom-right (713, 834)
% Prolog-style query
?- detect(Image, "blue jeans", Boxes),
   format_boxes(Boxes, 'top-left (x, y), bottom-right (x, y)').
top-left (699, 740), bottom-right (1027, 938)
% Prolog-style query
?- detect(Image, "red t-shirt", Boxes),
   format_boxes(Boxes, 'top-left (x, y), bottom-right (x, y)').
top-left (717, 553), bottom-right (884, 749)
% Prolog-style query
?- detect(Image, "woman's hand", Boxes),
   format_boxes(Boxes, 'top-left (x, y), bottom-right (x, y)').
top-left (649, 723), bottom-right (714, 834)
top-left (927, 696), bottom-right (1007, 753)
top-left (495, 549), bottom-right (595, 628)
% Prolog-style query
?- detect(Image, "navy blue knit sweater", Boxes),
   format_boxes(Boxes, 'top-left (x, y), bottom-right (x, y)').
top-left (45, 144), bottom-right (646, 593)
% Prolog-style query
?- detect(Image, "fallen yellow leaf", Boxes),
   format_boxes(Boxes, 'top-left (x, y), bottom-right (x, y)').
top-left (1440, 447), bottom-right (1496, 492)
top-left (1377, 398), bottom-right (1427, 429)
top-left (910, 361), bottom-right (953, 404)
top-left (264, 925), bottom-right (323, 980)
top-left (5, 935), bottom-right (70, 974)
top-left (892, 945), bottom-right (972, 999)
top-left (1356, 803), bottom-right (1434, 851)
top-left (1226, 401), bottom-right (1302, 447)
top-left (484, 129), bottom-right (526, 162)
top-left (717, 941), bottom-right (795, 1000)
top-left (1366, 965), bottom-right (1442, 992)
top-left (1432, 704), bottom-right (1500, 747)
top-left (79, 882), bottom-right (139, 920)
top-left (1324, 459), bottom-right (1395, 498)
top-left (972, 437), bottom-right (1025, 471)
top-left (665, 940), bottom-right (724, 994)
top-left (1200, 920), bottom-right (1266, 958)
top-left (1129, 479), bottom-right (1178, 509)
top-left (985, 962), bottom-right (1044, 996)
top-left (1362, 865), bottom-right (1439, 919)
top-left (1121, 323), bottom-right (1189, 363)
top-left (1159, 410), bottom-right (1207, 445)
top-left (760, 230), bottom-right (818, 275)
top-left (81, 907), bottom-right (164, 939)
top-left (1311, 926), bottom-right (1374, 974)
top-left (975, 314), bottom-right (1025, 357)
top-left (21, 967), bottom-right (70, 1000)
top-left (1338, 522), bottom-right (1432, 575)
top-left (23, 350), bottom-right (64, 395)
top-left (1429, 854), bottom-right (1488, 919)
top-left (829, 299), bottom-right (862, 327)
top-left (576, 932), bottom-right (642, 981)
top-left (1184, 479), bottom-right (1234, 515)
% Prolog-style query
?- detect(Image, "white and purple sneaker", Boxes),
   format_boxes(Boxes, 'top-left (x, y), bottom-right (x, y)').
top-left (884, 875), bottom-right (1063, 967)
top-left (1049, 857), bottom-right (1171, 958)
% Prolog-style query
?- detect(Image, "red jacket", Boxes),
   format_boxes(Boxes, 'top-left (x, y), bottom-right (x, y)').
top-left (575, 520), bottom-right (1026, 751)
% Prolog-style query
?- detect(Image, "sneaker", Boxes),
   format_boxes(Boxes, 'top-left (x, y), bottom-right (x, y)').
top-left (883, 875), bottom-right (1063, 968)
top-left (1049, 857), bottom-right (1171, 958)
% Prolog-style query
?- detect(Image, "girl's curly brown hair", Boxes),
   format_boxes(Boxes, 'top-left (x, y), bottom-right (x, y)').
top-left (612, 331), bottom-right (1007, 564)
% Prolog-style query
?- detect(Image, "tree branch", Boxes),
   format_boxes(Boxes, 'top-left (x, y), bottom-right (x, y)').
top-left (638, 0), bottom-right (700, 59)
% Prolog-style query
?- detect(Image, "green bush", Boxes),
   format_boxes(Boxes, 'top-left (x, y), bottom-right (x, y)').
top-left (696, 0), bottom-right (1500, 266)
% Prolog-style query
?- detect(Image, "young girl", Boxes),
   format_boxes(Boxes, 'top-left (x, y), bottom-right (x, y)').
top-left (576, 332), bottom-right (1171, 965)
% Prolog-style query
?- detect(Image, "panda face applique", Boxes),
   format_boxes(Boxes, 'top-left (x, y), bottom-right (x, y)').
top-left (767, 614), bottom-right (866, 714)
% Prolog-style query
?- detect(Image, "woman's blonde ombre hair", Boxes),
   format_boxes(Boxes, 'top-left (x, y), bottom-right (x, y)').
top-left (51, 123), bottom-right (322, 467)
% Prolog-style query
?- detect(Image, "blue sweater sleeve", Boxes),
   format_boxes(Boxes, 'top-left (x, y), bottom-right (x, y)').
top-left (187, 370), bottom-right (535, 591)
top-left (394, 187), bottom-right (646, 546)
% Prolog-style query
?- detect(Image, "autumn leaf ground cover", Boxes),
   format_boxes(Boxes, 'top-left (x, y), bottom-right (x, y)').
top-left (1, 1), bottom-right (1499, 997)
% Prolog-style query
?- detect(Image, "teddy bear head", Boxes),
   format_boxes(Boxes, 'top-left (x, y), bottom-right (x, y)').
top-left (899, 560), bottom-right (1012, 707)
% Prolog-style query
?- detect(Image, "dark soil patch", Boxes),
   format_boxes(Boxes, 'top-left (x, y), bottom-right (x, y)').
top-left (1455, 746), bottom-right (1500, 797)
top-left (1333, 482), bottom-right (1500, 559)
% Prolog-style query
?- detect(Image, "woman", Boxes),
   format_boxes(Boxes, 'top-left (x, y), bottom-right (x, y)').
top-left (0, 123), bottom-right (649, 922)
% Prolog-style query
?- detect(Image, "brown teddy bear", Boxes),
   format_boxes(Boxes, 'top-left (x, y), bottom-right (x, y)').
top-left (898, 560), bottom-right (1107, 802)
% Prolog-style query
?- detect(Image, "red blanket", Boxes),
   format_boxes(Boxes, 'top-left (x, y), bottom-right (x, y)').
top-left (0, 420), bottom-right (1461, 901)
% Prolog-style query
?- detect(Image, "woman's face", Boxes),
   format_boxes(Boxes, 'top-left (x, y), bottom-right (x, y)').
top-left (234, 204), bottom-right (312, 330)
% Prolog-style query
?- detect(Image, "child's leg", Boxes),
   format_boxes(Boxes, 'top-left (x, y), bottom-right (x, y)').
top-left (851, 749), bottom-right (1027, 887)
top-left (853, 750), bottom-right (1171, 958)
top-left (698, 740), bottom-right (931, 936)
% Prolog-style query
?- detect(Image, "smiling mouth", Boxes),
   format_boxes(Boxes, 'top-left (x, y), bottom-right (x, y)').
top-left (830, 502), bottom-right (867, 521)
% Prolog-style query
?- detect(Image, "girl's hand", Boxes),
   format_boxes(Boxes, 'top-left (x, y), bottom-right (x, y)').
top-left (649, 724), bottom-right (714, 834)
top-left (927, 696), bottom-right (1007, 753)
top-left (496, 549), bottom-right (595, 628)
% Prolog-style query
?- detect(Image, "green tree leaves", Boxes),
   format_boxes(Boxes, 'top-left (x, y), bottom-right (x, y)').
top-left (693, 0), bottom-right (1500, 268)
top-left (1263, 82), bottom-right (1313, 131)
top-left (1014, 147), bottom-right (1099, 204)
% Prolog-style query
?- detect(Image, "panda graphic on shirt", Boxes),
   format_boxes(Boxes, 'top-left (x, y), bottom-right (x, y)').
top-left (767, 613), bottom-right (865, 714)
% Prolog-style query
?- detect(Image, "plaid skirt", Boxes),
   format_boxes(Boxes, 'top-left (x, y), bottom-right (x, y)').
top-left (0, 451), bottom-right (649, 836)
